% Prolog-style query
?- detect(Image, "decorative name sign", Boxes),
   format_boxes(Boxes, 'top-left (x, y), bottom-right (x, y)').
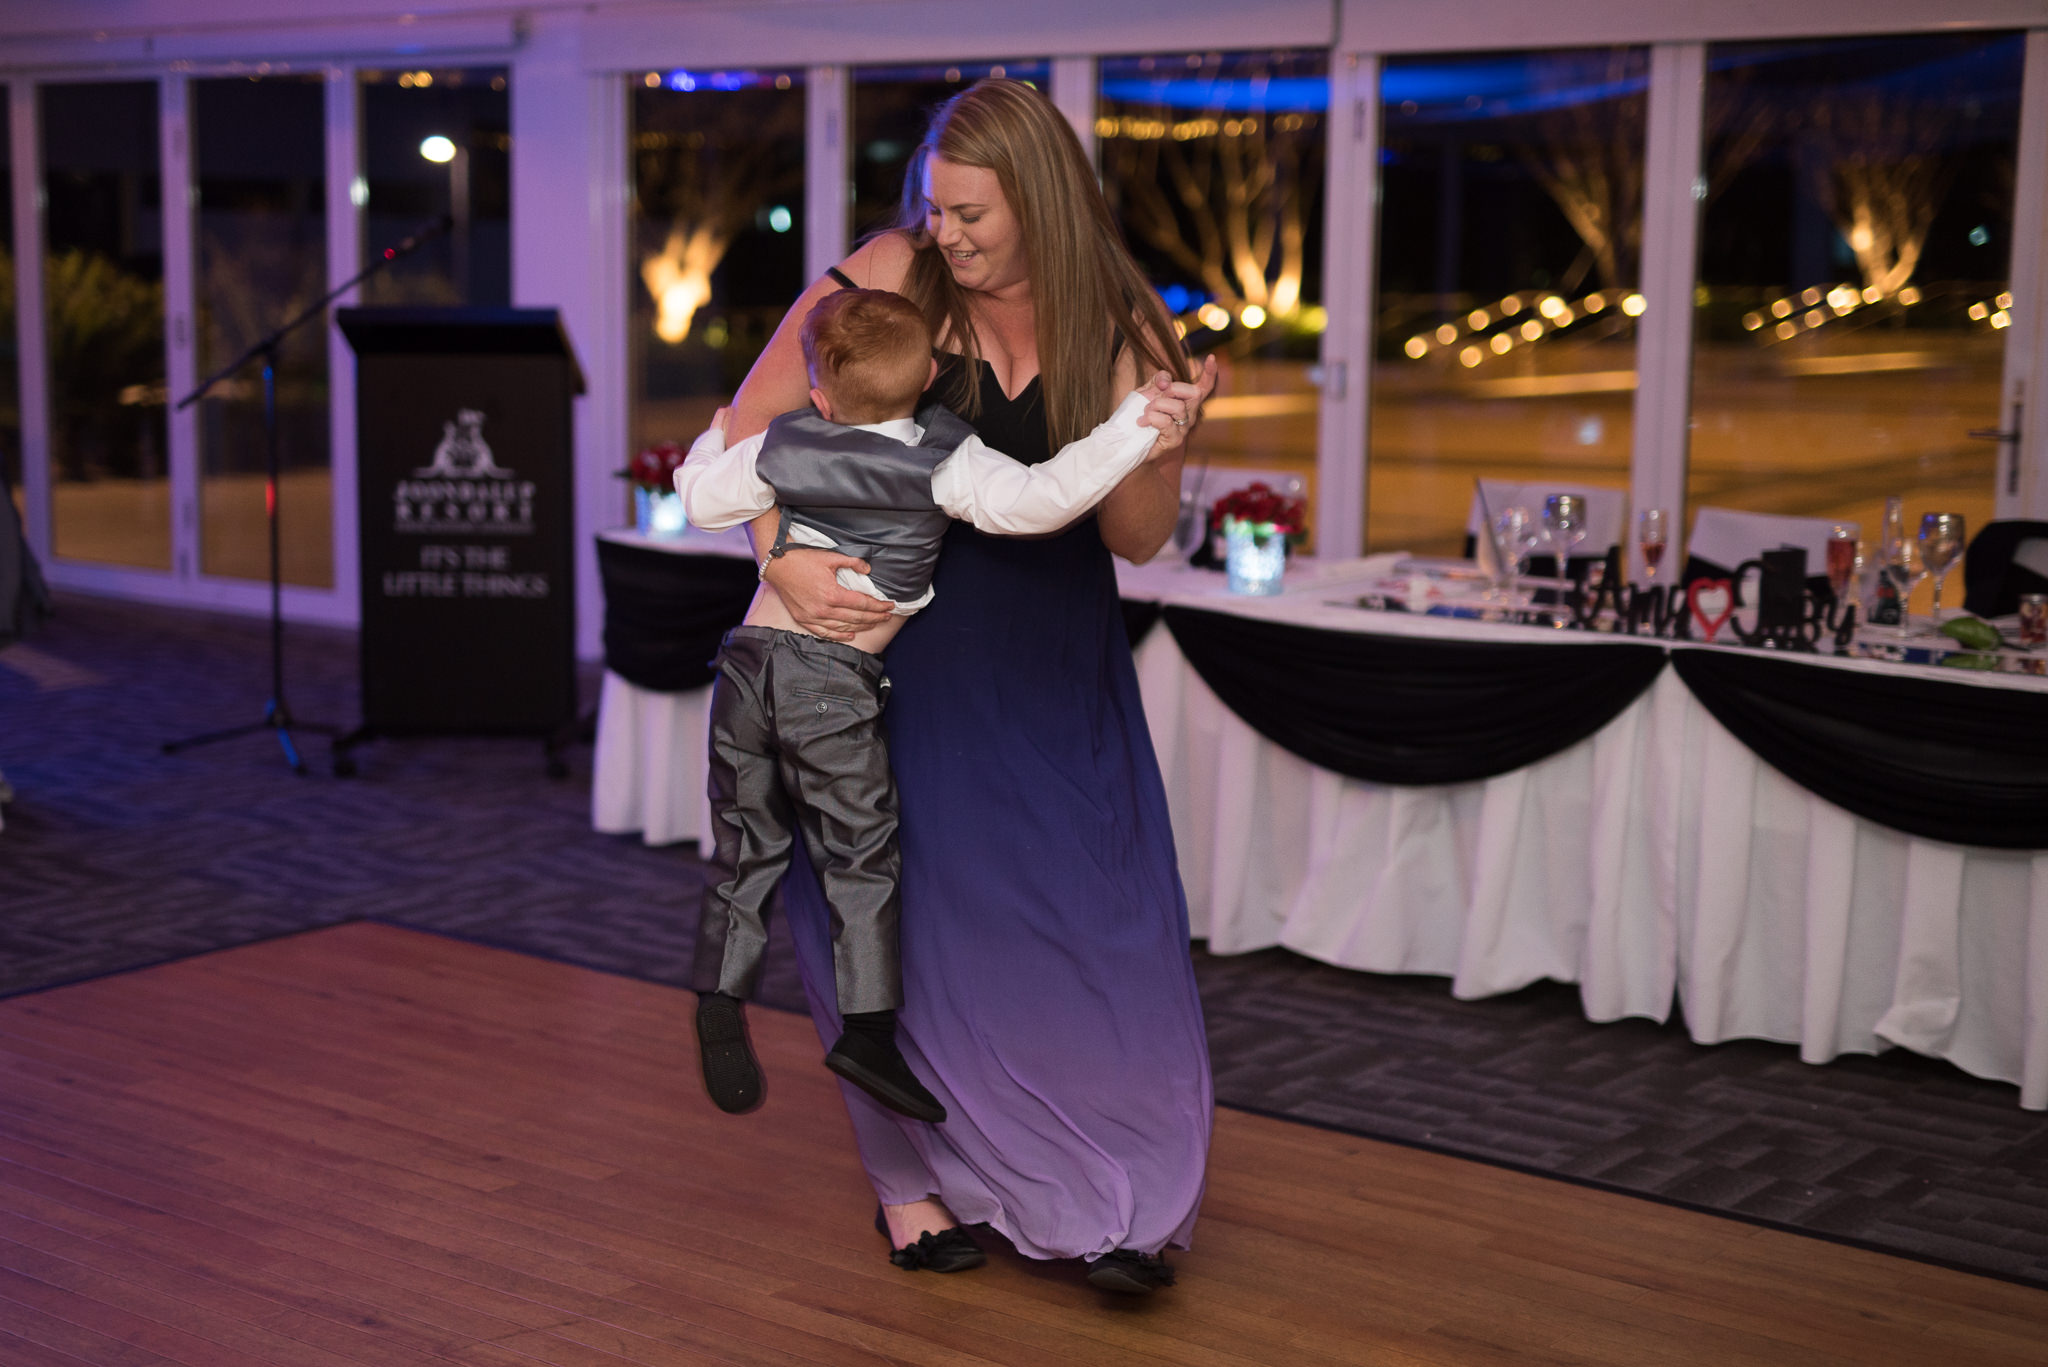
top-left (1567, 546), bottom-right (1854, 653)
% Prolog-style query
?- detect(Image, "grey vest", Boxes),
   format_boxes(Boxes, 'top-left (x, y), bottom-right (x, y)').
top-left (755, 403), bottom-right (977, 604)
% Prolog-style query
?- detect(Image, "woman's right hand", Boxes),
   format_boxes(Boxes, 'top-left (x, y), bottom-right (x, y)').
top-left (761, 549), bottom-right (897, 641)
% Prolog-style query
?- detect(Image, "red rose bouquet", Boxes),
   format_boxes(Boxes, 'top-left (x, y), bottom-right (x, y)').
top-left (622, 440), bottom-right (688, 493)
top-left (624, 441), bottom-right (688, 492)
top-left (1210, 482), bottom-right (1307, 548)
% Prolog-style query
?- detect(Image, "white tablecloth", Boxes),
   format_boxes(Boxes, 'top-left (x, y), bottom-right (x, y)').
top-left (591, 542), bottom-right (2048, 1107)
top-left (1130, 561), bottom-right (2048, 1109)
top-left (589, 526), bottom-right (749, 846)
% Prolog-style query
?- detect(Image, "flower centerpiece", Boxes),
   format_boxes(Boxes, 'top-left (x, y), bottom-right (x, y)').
top-left (1210, 482), bottom-right (1306, 595)
top-left (624, 440), bottom-right (689, 537)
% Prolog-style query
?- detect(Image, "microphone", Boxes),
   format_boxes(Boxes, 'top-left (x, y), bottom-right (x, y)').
top-left (383, 214), bottom-right (455, 261)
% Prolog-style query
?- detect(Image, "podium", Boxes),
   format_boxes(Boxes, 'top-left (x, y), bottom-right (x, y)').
top-left (335, 307), bottom-right (585, 774)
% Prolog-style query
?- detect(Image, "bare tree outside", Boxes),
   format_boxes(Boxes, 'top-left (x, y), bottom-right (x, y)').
top-left (1509, 50), bottom-right (1647, 295)
top-left (1099, 53), bottom-right (1325, 339)
top-left (635, 83), bottom-right (803, 347)
top-left (1806, 90), bottom-right (1955, 300)
top-left (628, 74), bottom-right (806, 456)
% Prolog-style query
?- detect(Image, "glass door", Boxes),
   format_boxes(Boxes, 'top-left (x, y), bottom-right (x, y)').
top-left (1367, 49), bottom-right (1649, 557)
top-left (628, 67), bottom-right (807, 484)
top-left (359, 67), bottom-right (511, 305)
top-left (42, 80), bottom-right (170, 569)
top-left (192, 74), bottom-right (332, 588)
top-left (1098, 50), bottom-right (1329, 543)
top-left (1687, 32), bottom-right (2024, 608)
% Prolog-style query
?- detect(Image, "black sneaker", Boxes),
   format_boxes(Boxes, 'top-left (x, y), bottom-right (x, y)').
top-left (695, 993), bottom-right (764, 1114)
top-left (1085, 1249), bottom-right (1177, 1294)
top-left (824, 1030), bottom-right (946, 1122)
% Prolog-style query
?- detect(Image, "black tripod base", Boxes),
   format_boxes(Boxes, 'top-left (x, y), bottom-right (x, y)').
top-left (162, 700), bottom-right (342, 775)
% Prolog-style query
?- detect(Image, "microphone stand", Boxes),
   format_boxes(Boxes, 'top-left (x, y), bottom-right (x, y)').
top-left (162, 217), bottom-right (451, 774)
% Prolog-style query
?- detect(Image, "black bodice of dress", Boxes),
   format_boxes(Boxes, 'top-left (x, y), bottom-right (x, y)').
top-left (935, 354), bottom-right (1051, 467)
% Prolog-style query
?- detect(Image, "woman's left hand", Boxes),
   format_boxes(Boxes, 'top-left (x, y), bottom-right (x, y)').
top-left (1139, 354), bottom-right (1219, 457)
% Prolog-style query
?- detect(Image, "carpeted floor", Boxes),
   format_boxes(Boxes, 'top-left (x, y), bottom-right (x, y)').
top-left (5, 591), bottom-right (2047, 1291)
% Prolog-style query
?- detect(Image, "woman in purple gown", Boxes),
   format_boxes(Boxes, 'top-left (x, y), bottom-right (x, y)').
top-left (724, 79), bottom-right (1216, 1293)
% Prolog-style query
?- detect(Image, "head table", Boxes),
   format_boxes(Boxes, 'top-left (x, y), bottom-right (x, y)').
top-left (591, 529), bottom-right (2048, 1110)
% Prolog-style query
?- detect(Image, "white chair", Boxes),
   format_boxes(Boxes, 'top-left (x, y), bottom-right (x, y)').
top-left (1686, 507), bottom-right (1854, 575)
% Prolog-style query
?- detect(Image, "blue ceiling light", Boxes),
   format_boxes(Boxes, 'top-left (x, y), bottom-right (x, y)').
top-left (1098, 75), bottom-right (1328, 113)
top-left (666, 69), bottom-right (697, 92)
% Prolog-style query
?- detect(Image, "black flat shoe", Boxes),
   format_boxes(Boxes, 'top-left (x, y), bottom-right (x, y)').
top-left (873, 1205), bottom-right (986, 1273)
top-left (695, 993), bottom-right (763, 1114)
top-left (1085, 1248), bottom-right (1176, 1294)
top-left (825, 1031), bottom-right (946, 1123)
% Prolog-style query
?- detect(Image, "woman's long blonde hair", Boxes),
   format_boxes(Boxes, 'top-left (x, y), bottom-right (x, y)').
top-left (891, 79), bottom-right (1192, 449)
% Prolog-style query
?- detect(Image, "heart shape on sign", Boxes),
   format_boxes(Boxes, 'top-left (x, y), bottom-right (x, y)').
top-left (1688, 578), bottom-right (1735, 642)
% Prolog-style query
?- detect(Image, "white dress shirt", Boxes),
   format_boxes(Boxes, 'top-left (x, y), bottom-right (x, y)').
top-left (675, 390), bottom-right (1157, 615)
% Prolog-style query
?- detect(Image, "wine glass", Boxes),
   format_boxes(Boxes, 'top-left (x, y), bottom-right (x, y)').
top-left (1918, 512), bottom-right (1966, 623)
top-left (1883, 541), bottom-right (1927, 639)
top-left (1172, 487), bottom-right (1204, 556)
top-left (1638, 508), bottom-right (1669, 586)
top-left (1542, 494), bottom-right (1587, 611)
top-left (1852, 541), bottom-right (1884, 632)
top-left (1491, 506), bottom-right (1533, 604)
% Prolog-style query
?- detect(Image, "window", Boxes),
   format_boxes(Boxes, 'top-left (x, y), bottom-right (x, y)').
top-left (43, 80), bottom-right (169, 569)
top-left (359, 67), bottom-right (510, 306)
top-left (1368, 49), bottom-right (1648, 556)
top-left (193, 74), bottom-right (331, 587)
top-left (1099, 51), bottom-right (1328, 537)
top-left (1688, 33), bottom-right (2023, 580)
top-left (852, 60), bottom-right (1049, 242)
top-left (629, 68), bottom-right (805, 467)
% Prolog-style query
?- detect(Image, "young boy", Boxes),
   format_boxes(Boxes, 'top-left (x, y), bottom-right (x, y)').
top-left (676, 288), bottom-right (1175, 1123)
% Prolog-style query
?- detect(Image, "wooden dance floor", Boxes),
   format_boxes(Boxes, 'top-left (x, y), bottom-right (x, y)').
top-left (1, 924), bottom-right (2043, 1367)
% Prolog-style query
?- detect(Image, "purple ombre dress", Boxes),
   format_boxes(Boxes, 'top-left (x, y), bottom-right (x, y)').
top-left (777, 357), bottom-right (1213, 1259)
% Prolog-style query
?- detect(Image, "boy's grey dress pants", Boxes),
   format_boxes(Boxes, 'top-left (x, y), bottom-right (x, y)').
top-left (695, 625), bottom-right (902, 1015)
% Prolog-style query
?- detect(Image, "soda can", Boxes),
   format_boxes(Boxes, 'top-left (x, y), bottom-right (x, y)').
top-left (2019, 594), bottom-right (2048, 648)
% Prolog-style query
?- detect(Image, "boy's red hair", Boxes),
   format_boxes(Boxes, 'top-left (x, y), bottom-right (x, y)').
top-left (800, 288), bottom-right (934, 424)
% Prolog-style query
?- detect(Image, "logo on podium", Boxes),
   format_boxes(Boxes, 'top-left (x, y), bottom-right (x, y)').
top-left (393, 408), bottom-right (536, 534)
top-left (415, 408), bottom-right (508, 478)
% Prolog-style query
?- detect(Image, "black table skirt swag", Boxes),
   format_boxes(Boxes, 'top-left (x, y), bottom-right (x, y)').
top-left (597, 540), bottom-right (758, 693)
top-left (594, 547), bottom-right (2048, 847)
top-left (1671, 649), bottom-right (2048, 850)
top-left (1161, 605), bottom-right (1669, 787)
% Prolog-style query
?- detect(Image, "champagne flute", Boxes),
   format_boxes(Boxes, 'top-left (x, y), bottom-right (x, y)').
top-left (1492, 506), bottom-right (1533, 604)
top-left (1825, 524), bottom-right (1856, 601)
top-left (1638, 509), bottom-right (1669, 586)
top-left (1883, 540), bottom-right (1927, 639)
top-left (1918, 512), bottom-right (1965, 623)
